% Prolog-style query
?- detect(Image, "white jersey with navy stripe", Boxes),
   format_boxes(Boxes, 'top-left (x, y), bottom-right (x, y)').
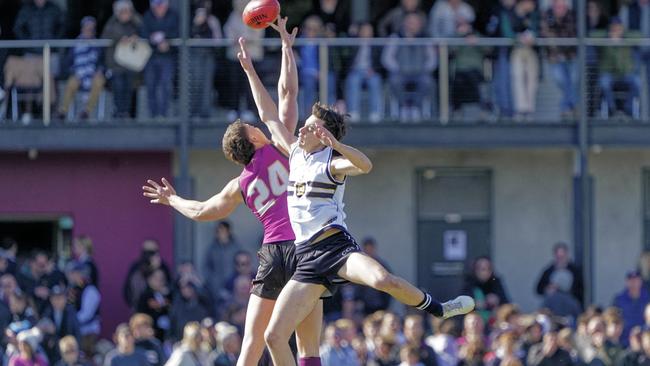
top-left (287, 143), bottom-right (347, 245)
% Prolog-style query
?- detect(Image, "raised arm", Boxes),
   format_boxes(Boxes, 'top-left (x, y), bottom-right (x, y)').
top-left (143, 177), bottom-right (243, 222)
top-left (237, 37), bottom-right (297, 152)
top-left (311, 125), bottom-right (373, 177)
top-left (270, 17), bottom-right (299, 134)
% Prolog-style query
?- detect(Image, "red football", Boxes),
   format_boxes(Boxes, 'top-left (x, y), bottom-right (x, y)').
top-left (242, 0), bottom-right (281, 29)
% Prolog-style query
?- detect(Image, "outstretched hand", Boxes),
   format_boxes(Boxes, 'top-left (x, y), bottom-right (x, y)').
top-left (237, 37), bottom-right (254, 72)
top-left (143, 177), bottom-right (176, 205)
top-left (269, 17), bottom-right (298, 47)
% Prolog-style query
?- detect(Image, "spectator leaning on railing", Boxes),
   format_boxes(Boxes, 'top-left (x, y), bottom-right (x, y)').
top-left (619, 0), bottom-right (650, 119)
top-left (510, 0), bottom-right (540, 122)
top-left (101, 0), bottom-right (143, 119)
top-left (486, 0), bottom-right (517, 118)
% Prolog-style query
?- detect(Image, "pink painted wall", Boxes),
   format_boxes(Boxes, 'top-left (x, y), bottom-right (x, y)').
top-left (0, 152), bottom-right (174, 338)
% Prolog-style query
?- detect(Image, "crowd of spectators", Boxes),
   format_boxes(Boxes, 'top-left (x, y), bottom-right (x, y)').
top-left (0, 0), bottom-right (650, 123)
top-left (4, 222), bottom-right (650, 366)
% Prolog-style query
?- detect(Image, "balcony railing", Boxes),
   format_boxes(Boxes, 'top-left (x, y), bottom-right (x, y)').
top-left (0, 36), bottom-right (649, 126)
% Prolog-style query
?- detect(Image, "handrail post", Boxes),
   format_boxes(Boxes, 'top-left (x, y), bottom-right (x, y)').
top-left (319, 41), bottom-right (329, 104)
top-left (439, 43), bottom-right (449, 124)
top-left (43, 43), bottom-right (51, 125)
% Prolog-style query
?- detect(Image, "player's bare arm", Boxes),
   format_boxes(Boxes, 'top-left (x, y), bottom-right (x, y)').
top-left (311, 125), bottom-right (373, 176)
top-left (143, 177), bottom-right (243, 221)
top-left (270, 17), bottom-right (299, 135)
top-left (237, 37), bottom-right (297, 152)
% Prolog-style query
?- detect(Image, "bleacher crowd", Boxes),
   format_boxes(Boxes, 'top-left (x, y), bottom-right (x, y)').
top-left (0, 0), bottom-right (649, 123)
top-left (2, 222), bottom-right (650, 366)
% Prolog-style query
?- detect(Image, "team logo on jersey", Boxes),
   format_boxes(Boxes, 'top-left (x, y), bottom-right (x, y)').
top-left (295, 182), bottom-right (306, 197)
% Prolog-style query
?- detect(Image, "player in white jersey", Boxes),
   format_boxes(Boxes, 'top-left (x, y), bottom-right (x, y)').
top-left (245, 97), bottom-right (476, 365)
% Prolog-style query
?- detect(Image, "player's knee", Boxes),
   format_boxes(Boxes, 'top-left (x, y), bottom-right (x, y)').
top-left (373, 272), bottom-right (399, 292)
top-left (264, 327), bottom-right (285, 349)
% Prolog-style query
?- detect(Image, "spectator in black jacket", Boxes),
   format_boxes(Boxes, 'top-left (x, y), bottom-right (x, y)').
top-left (68, 235), bottom-right (99, 288)
top-left (463, 256), bottom-right (510, 321)
top-left (536, 242), bottom-right (584, 306)
top-left (18, 250), bottom-right (66, 314)
top-left (527, 330), bottom-right (574, 366)
top-left (13, 0), bottom-right (64, 51)
top-left (123, 240), bottom-right (172, 311)
top-left (136, 268), bottom-right (171, 341)
top-left (140, 0), bottom-right (179, 118)
top-left (169, 275), bottom-right (211, 341)
top-left (0, 237), bottom-right (18, 275)
top-left (130, 313), bottom-right (167, 366)
top-left (40, 285), bottom-right (81, 363)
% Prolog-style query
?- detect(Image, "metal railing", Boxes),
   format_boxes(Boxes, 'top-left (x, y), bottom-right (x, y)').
top-left (1, 36), bottom-right (649, 125)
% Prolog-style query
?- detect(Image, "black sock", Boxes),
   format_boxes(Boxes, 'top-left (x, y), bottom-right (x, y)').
top-left (415, 291), bottom-right (443, 317)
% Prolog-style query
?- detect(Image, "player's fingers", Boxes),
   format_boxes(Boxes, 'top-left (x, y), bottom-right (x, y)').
top-left (161, 177), bottom-right (171, 188)
top-left (269, 23), bottom-right (279, 32)
top-left (150, 199), bottom-right (157, 204)
top-left (143, 186), bottom-right (157, 193)
top-left (291, 27), bottom-right (298, 39)
top-left (143, 192), bottom-right (158, 198)
top-left (147, 180), bottom-right (161, 189)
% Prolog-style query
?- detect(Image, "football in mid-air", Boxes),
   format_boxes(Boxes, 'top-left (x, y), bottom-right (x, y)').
top-left (242, 0), bottom-right (281, 29)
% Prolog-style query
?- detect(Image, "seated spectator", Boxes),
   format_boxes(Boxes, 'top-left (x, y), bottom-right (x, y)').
top-left (378, 0), bottom-right (426, 37)
top-left (165, 322), bottom-right (209, 366)
top-left (487, 331), bottom-right (522, 366)
top-left (450, 21), bottom-right (490, 117)
top-left (66, 264), bottom-right (100, 359)
top-left (189, 0), bottom-right (222, 118)
top-left (456, 334), bottom-right (486, 366)
top-left (343, 23), bottom-right (383, 123)
top-left (381, 12), bottom-right (436, 122)
top-left (428, 0), bottom-right (475, 38)
top-left (141, 0), bottom-right (179, 118)
top-left (10, 328), bottom-right (48, 366)
top-left (103, 323), bottom-right (149, 366)
top-left (602, 308), bottom-right (625, 362)
top-left (403, 315), bottom-right (436, 366)
top-left (595, 17), bottom-right (641, 118)
top-left (320, 323), bottom-right (359, 366)
top-left (203, 221), bottom-right (240, 307)
top-left (1, 237), bottom-right (18, 274)
top-left (54, 336), bottom-right (88, 366)
top-left (169, 275), bottom-right (211, 342)
top-left (519, 319), bottom-right (543, 359)
top-left (9, 291), bottom-right (37, 327)
top-left (56, 17), bottom-right (105, 121)
top-left (510, 0), bottom-right (540, 121)
top-left (68, 236), bottom-right (98, 287)
top-left (375, 334), bottom-right (403, 365)
top-left (101, 0), bottom-right (143, 119)
top-left (613, 270), bottom-right (649, 347)
top-left (298, 16), bottom-right (337, 118)
top-left (129, 313), bottom-right (166, 366)
top-left (463, 256), bottom-right (509, 322)
top-left (354, 238), bottom-right (391, 314)
top-left (123, 240), bottom-right (172, 311)
top-left (1, 273), bottom-right (19, 305)
top-left (527, 330), bottom-right (573, 366)
top-left (351, 336), bottom-right (371, 365)
top-left (399, 345), bottom-right (424, 366)
top-left (222, 0), bottom-right (263, 122)
top-left (557, 327), bottom-right (581, 363)
top-left (209, 324), bottom-right (241, 366)
top-left (536, 242), bottom-right (584, 306)
top-left (17, 251), bottom-right (65, 314)
top-left (40, 286), bottom-right (81, 363)
top-left (540, 268), bottom-right (582, 323)
top-left (136, 268), bottom-right (171, 341)
top-left (223, 251), bottom-right (255, 295)
top-left (425, 318), bottom-right (459, 366)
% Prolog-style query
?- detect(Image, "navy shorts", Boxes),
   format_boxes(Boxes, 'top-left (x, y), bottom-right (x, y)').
top-left (291, 231), bottom-right (361, 296)
top-left (251, 240), bottom-right (296, 300)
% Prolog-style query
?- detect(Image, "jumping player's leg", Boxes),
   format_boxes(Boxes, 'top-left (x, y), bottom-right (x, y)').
top-left (237, 294), bottom-right (275, 366)
top-left (338, 252), bottom-right (474, 318)
top-left (265, 280), bottom-right (326, 366)
top-left (295, 300), bottom-right (323, 358)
